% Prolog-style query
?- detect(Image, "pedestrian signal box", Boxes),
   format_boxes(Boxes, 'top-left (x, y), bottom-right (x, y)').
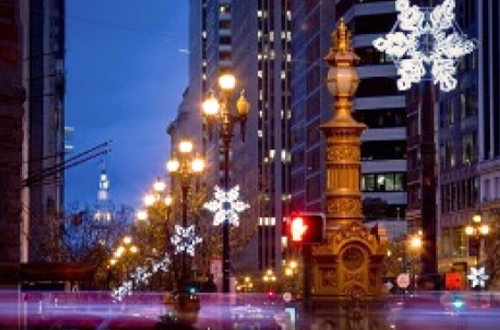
top-left (288, 213), bottom-right (325, 244)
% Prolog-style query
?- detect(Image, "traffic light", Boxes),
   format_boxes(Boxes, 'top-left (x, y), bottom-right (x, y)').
top-left (184, 282), bottom-right (198, 295)
top-left (288, 213), bottom-right (325, 244)
top-left (451, 294), bottom-right (465, 312)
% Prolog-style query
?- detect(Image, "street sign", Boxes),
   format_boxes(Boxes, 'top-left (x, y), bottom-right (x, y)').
top-left (397, 273), bottom-right (410, 289)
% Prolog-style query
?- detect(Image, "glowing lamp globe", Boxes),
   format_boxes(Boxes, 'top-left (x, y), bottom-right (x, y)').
top-left (137, 210), bottom-right (148, 221)
top-left (167, 159), bottom-right (180, 173)
top-left (219, 73), bottom-right (236, 90)
top-left (411, 236), bottom-right (422, 248)
top-left (480, 225), bottom-right (489, 235)
top-left (191, 158), bottom-right (205, 173)
top-left (144, 194), bottom-right (155, 206)
top-left (154, 179), bottom-right (166, 192)
top-left (179, 141), bottom-right (193, 154)
top-left (203, 92), bottom-right (219, 116)
top-left (327, 65), bottom-right (359, 97)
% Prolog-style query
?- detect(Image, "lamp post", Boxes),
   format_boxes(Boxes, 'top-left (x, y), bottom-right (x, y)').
top-left (202, 73), bottom-right (250, 293)
top-left (465, 213), bottom-right (489, 267)
top-left (408, 233), bottom-right (423, 292)
top-left (167, 140), bottom-right (205, 286)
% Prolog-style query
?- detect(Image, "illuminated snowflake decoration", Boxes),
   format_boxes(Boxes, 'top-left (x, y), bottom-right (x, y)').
top-left (467, 267), bottom-right (489, 288)
top-left (373, 0), bottom-right (475, 92)
top-left (112, 253), bottom-right (171, 301)
top-left (171, 225), bottom-right (202, 256)
top-left (204, 185), bottom-right (250, 227)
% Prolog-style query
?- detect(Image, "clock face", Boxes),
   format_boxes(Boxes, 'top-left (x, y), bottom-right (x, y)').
top-left (342, 246), bottom-right (365, 271)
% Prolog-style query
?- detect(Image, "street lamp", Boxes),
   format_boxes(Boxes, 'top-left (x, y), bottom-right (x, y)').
top-left (202, 73), bottom-right (250, 293)
top-left (410, 236), bottom-right (423, 249)
top-left (137, 210), bottom-right (148, 221)
top-left (465, 213), bottom-right (489, 267)
top-left (123, 236), bottom-right (132, 245)
top-left (144, 193), bottom-right (155, 207)
top-left (167, 139), bottom-right (205, 287)
top-left (154, 178), bottom-right (166, 193)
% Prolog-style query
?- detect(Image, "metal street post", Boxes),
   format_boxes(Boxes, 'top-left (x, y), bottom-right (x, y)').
top-left (167, 140), bottom-right (205, 288)
top-left (202, 75), bottom-right (250, 293)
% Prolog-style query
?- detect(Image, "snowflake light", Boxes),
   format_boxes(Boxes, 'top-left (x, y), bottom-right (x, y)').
top-left (373, 0), bottom-right (475, 92)
top-left (204, 185), bottom-right (250, 227)
top-left (171, 225), bottom-right (202, 256)
top-left (467, 267), bottom-right (489, 288)
top-left (112, 253), bottom-right (171, 301)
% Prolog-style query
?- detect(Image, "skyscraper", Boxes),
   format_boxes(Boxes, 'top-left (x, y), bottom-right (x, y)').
top-left (170, 0), bottom-right (293, 274)
top-left (0, 0), bottom-right (24, 265)
top-left (436, 0), bottom-right (500, 273)
top-left (20, 0), bottom-right (66, 262)
top-left (477, 0), bottom-right (500, 230)
top-left (290, 0), bottom-right (335, 216)
top-left (231, 0), bottom-right (292, 271)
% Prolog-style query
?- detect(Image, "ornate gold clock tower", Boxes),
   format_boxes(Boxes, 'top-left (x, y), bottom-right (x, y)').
top-left (308, 18), bottom-right (387, 329)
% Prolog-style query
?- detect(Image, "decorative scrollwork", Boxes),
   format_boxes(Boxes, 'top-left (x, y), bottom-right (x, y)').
top-left (326, 146), bottom-right (360, 162)
top-left (326, 198), bottom-right (361, 216)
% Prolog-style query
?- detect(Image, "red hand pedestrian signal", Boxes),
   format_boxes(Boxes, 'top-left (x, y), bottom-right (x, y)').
top-left (291, 217), bottom-right (308, 242)
top-left (288, 213), bottom-right (324, 244)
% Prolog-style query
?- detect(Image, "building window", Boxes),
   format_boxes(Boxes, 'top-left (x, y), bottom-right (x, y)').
top-left (306, 174), bottom-right (321, 202)
top-left (462, 133), bottom-right (475, 165)
top-left (219, 5), bottom-right (231, 13)
top-left (496, 177), bottom-right (500, 200)
top-left (354, 109), bottom-right (406, 128)
top-left (452, 227), bottom-right (467, 257)
top-left (361, 141), bottom-right (406, 160)
top-left (357, 77), bottom-right (400, 97)
top-left (483, 179), bottom-right (490, 202)
top-left (361, 173), bottom-right (406, 192)
top-left (356, 46), bottom-right (392, 65)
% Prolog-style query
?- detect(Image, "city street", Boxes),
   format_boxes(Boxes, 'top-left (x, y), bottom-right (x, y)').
top-left (1, 0), bottom-right (500, 329)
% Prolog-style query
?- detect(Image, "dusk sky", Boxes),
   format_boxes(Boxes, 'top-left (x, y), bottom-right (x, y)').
top-left (65, 1), bottom-right (189, 209)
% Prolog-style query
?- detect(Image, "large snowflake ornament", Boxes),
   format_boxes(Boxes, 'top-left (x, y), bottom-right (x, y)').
top-left (171, 225), bottom-right (202, 256)
top-left (467, 267), bottom-right (489, 288)
top-left (373, 0), bottom-right (475, 92)
top-left (204, 185), bottom-right (250, 227)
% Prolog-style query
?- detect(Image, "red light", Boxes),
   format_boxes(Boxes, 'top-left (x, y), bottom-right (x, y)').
top-left (291, 217), bottom-right (308, 242)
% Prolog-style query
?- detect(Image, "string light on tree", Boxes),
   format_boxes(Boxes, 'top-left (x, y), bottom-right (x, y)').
top-left (467, 267), bottom-right (489, 288)
top-left (112, 253), bottom-right (171, 301)
top-left (171, 225), bottom-right (202, 256)
top-left (203, 185), bottom-right (250, 227)
top-left (373, 0), bottom-right (475, 92)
